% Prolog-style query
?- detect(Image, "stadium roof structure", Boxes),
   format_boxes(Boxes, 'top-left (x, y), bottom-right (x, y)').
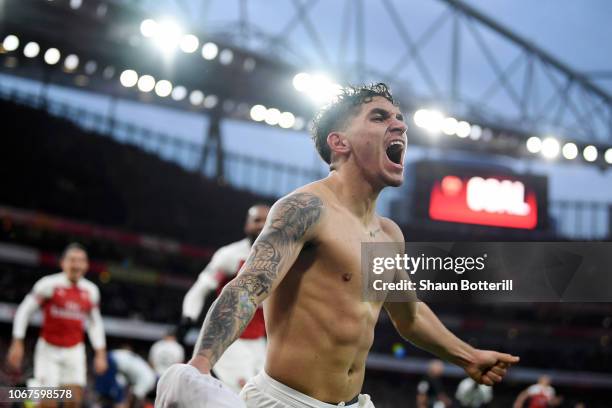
top-left (1, 0), bottom-right (612, 170)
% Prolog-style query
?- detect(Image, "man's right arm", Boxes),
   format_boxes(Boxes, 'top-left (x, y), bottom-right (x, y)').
top-left (189, 192), bottom-right (323, 373)
top-left (8, 279), bottom-right (47, 370)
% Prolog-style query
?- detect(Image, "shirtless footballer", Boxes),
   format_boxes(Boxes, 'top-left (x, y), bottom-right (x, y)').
top-left (155, 83), bottom-right (519, 408)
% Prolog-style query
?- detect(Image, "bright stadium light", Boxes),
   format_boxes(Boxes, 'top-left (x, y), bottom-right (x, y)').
top-left (2, 35), bottom-right (19, 52)
top-left (470, 124), bottom-right (482, 140)
top-left (243, 57), bottom-right (256, 72)
top-left (562, 142), bottom-right (578, 160)
top-left (456, 121), bottom-right (471, 138)
top-left (583, 145), bottom-right (598, 162)
top-left (119, 70), bottom-right (138, 87)
top-left (153, 19), bottom-right (183, 54)
top-left (23, 42), bottom-right (40, 58)
top-left (70, 0), bottom-right (82, 9)
top-left (414, 109), bottom-right (444, 134)
top-left (526, 136), bottom-right (542, 153)
top-left (219, 49), bottom-right (234, 65)
top-left (64, 54), bottom-right (79, 71)
top-left (605, 148), bottom-right (612, 164)
top-left (265, 108), bottom-right (281, 125)
top-left (250, 104), bottom-right (266, 122)
top-left (154, 80), bottom-right (173, 97)
top-left (541, 137), bottom-right (560, 159)
top-left (179, 34), bottom-right (199, 53)
top-left (84, 60), bottom-right (97, 74)
top-left (137, 74), bottom-right (155, 92)
top-left (140, 19), bottom-right (158, 38)
top-left (279, 112), bottom-right (296, 129)
top-left (203, 94), bottom-right (218, 109)
top-left (201, 42), bottom-right (218, 60)
top-left (308, 74), bottom-right (342, 105)
top-left (293, 72), bottom-right (311, 92)
top-left (189, 90), bottom-right (204, 106)
top-left (441, 117), bottom-right (458, 136)
top-left (44, 48), bottom-right (61, 65)
top-left (171, 85), bottom-right (187, 101)
top-left (293, 117), bottom-right (305, 131)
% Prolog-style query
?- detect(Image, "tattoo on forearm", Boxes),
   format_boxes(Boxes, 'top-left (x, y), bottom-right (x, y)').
top-left (194, 193), bottom-right (323, 365)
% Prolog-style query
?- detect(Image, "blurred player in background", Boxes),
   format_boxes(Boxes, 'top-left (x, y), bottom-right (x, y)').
top-left (178, 204), bottom-right (270, 392)
top-left (6, 242), bottom-right (107, 407)
top-left (417, 360), bottom-right (452, 408)
top-left (149, 332), bottom-right (185, 377)
top-left (455, 376), bottom-right (493, 407)
top-left (96, 345), bottom-right (157, 408)
top-left (513, 375), bottom-right (562, 408)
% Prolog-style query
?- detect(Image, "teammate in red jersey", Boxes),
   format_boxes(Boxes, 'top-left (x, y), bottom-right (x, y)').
top-left (7, 243), bottom-right (107, 407)
top-left (179, 204), bottom-right (269, 392)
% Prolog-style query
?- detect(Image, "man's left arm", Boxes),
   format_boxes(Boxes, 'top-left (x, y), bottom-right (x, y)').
top-left (382, 219), bottom-right (519, 386)
top-left (87, 287), bottom-right (107, 374)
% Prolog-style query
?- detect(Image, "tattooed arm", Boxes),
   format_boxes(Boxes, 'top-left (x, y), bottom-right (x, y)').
top-left (189, 192), bottom-right (323, 374)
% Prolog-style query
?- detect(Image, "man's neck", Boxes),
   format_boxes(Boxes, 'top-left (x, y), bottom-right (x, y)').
top-left (326, 168), bottom-right (381, 223)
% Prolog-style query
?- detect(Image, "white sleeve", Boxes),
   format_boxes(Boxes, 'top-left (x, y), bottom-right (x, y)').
top-left (12, 294), bottom-right (40, 339)
top-left (87, 285), bottom-right (106, 350)
top-left (87, 306), bottom-right (106, 350)
top-left (12, 277), bottom-right (51, 339)
top-left (181, 249), bottom-right (230, 320)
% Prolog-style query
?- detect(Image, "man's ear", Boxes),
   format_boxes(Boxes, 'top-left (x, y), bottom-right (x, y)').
top-left (327, 132), bottom-right (350, 156)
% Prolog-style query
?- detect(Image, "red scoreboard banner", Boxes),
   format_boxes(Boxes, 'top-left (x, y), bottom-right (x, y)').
top-left (411, 161), bottom-right (548, 230)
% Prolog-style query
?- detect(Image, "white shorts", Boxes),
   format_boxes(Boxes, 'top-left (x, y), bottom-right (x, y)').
top-left (213, 337), bottom-right (266, 393)
top-left (34, 338), bottom-right (86, 387)
top-left (155, 364), bottom-right (246, 408)
top-left (240, 371), bottom-right (375, 408)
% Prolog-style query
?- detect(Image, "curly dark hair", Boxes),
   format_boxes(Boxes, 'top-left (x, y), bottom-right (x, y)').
top-left (311, 82), bottom-right (397, 165)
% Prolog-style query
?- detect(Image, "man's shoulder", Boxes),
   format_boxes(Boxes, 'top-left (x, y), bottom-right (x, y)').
top-left (218, 238), bottom-right (250, 255)
top-left (378, 216), bottom-right (404, 241)
top-left (34, 272), bottom-right (65, 288)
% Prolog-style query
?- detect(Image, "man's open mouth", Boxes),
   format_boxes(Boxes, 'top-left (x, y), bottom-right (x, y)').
top-left (385, 140), bottom-right (404, 165)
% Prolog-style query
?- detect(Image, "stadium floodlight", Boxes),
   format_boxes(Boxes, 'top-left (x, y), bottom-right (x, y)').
top-left (140, 19), bottom-right (158, 38)
top-left (23, 41), bottom-right (40, 58)
top-left (470, 124), bottom-right (482, 140)
top-left (264, 108), bottom-right (281, 125)
top-left (562, 142), bottom-right (578, 160)
top-left (541, 137), bottom-right (560, 159)
top-left (84, 60), bottom-right (97, 74)
top-left (306, 74), bottom-right (342, 105)
top-left (279, 112), bottom-right (296, 129)
top-left (44, 48), bottom-right (61, 65)
top-left (152, 19), bottom-right (183, 54)
top-left (605, 148), bottom-right (612, 164)
top-left (103, 66), bottom-right (115, 79)
top-left (293, 72), bottom-right (311, 92)
top-left (583, 145), bottom-right (598, 162)
top-left (2, 35), bottom-right (19, 52)
top-left (250, 104), bottom-right (267, 122)
top-left (219, 49), bottom-right (234, 65)
top-left (137, 74), bottom-right (155, 92)
top-left (203, 94), bottom-right (218, 109)
top-left (119, 70), bottom-right (138, 87)
top-left (70, 0), bottom-right (82, 9)
top-left (64, 54), bottom-right (79, 71)
top-left (189, 90), bottom-right (204, 105)
top-left (293, 117), bottom-right (305, 131)
top-left (154, 80), bottom-right (173, 97)
top-left (414, 109), bottom-right (444, 134)
top-left (179, 34), bottom-right (199, 53)
top-left (441, 117), bottom-right (458, 136)
top-left (171, 86), bottom-right (187, 101)
top-left (201, 42), bottom-right (218, 60)
top-left (456, 121), bottom-right (471, 138)
top-left (526, 136), bottom-right (542, 153)
top-left (243, 57), bottom-right (256, 72)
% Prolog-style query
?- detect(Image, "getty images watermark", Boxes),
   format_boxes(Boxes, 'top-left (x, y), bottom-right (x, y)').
top-left (371, 252), bottom-right (512, 292)
top-left (361, 242), bottom-right (612, 303)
